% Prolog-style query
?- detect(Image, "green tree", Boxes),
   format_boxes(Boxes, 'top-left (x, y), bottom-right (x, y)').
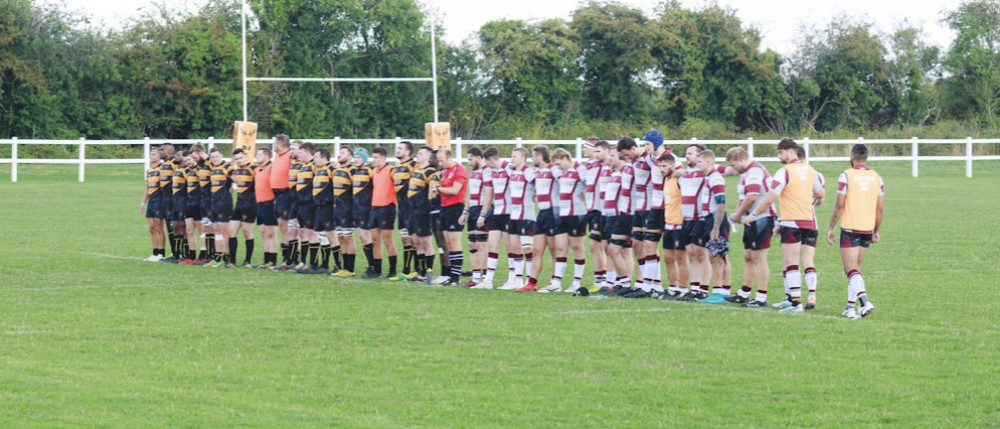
top-left (886, 26), bottom-right (942, 126)
top-left (943, 0), bottom-right (1000, 127)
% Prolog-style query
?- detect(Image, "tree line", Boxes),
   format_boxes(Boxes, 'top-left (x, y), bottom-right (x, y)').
top-left (4, 0), bottom-right (1000, 141)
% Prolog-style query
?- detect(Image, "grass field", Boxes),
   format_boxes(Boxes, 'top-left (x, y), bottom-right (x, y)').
top-left (1, 161), bottom-right (999, 427)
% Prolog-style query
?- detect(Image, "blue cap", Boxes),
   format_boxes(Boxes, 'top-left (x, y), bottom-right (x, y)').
top-left (353, 148), bottom-right (369, 165)
top-left (643, 129), bottom-right (664, 150)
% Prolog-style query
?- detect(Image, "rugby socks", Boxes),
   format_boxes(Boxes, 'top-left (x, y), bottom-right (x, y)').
top-left (573, 259), bottom-right (585, 287)
top-left (344, 253), bottom-right (356, 273)
top-left (805, 267), bottom-right (818, 300)
top-left (553, 257), bottom-right (567, 287)
top-left (244, 239), bottom-right (254, 264)
top-left (320, 244), bottom-right (331, 270)
top-left (309, 242), bottom-right (320, 268)
top-left (449, 251), bottom-right (463, 282)
top-left (402, 245), bottom-right (415, 274)
top-left (637, 259), bottom-right (647, 288)
top-left (281, 242), bottom-right (290, 264)
top-left (168, 232), bottom-right (178, 258)
top-left (229, 238), bottom-right (238, 264)
top-left (669, 285), bottom-right (685, 295)
top-left (425, 254), bottom-right (434, 274)
top-left (738, 285), bottom-right (752, 299)
top-left (289, 239), bottom-right (300, 265)
top-left (372, 258), bottom-right (382, 275)
top-left (512, 254), bottom-right (525, 284)
top-left (690, 281), bottom-right (700, 293)
top-left (524, 254), bottom-right (533, 283)
top-left (363, 243), bottom-right (374, 268)
top-left (756, 290), bottom-right (768, 303)
top-left (594, 270), bottom-right (606, 287)
top-left (606, 270), bottom-right (617, 287)
top-left (847, 269), bottom-right (868, 307)
top-left (387, 255), bottom-right (398, 276)
top-left (413, 253), bottom-right (425, 276)
top-left (264, 252), bottom-right (278, 265)
top-left (485, 252), bottom-right (499, 284)
top-left (786, 265), bottom-right (802, 305)
top-left (206, 234), bottom-right (216, 260)
top-left (331, 245), bottom-right (342, 269)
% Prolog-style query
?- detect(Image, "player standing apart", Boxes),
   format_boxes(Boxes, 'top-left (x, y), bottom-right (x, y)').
top-left (141, 149), bottom-right (166, 261)
top-left (827, 144), bottom-right (883, 320)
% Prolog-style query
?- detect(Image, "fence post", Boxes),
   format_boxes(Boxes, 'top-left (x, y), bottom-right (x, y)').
top-left (575, 137), bottom-right (583, 161)
top-left (455, 137), bottom-right (463, 163)
top-left (747, 137), bottom-right (754, 159)
top-left (207, 136), bottom-right (215, 152)
top-left (516, 137), bottom-right (522, 149)
top-left (143, 137), bottom-right (151, 173)
top-left (334, 137), bottom-right (341, 155)
top-left (966, 136), bottom-right (973, 178)
top-left (911, 137), bottom-right (919, 178)
top-left (78, 137), bottom-right (86, 183)
top-left (11, 137), bottom-right (17, 183)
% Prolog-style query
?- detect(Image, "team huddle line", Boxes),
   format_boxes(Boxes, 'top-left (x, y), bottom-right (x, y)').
top-left (140, 131), bottom-right (885, 320)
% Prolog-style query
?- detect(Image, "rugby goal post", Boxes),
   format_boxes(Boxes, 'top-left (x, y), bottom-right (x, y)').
top-left (239, 0), bottom-right (440, 124)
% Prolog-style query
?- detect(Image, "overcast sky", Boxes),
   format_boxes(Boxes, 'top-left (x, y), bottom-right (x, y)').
top-left (57, 0), bottom-right (963, 56)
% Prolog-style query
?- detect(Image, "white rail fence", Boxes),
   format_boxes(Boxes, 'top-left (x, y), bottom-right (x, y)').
top-left (1, 136), bottom-right (998, 183)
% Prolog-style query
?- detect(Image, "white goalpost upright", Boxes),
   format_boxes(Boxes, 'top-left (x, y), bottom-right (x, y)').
top-left (240, 0), bottom-right (440, 124)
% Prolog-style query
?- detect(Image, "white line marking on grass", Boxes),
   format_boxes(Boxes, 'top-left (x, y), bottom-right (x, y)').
top-left (83, 252), bottom-right (145, 261)
top-left (14, 278), bottom-right (274, 292)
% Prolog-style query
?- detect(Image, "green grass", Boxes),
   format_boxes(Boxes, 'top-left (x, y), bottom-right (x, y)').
top-left (1, 162), bottom-right (999, 428)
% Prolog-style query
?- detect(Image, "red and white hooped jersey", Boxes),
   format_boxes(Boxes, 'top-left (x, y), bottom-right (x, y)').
top-left (738, 161), bottom-right (776, 218)
top-left (584, 159), bottom-right (603, 212)
top-left (468, 167), bottom-right (489, 207)
top-left (602, 168), bottom-right (622, 217)
top-left (617, 164), bottom-right (635, 216)
top-left (631, 154), bottom-right (653, 212)
top-left (680, 169), bottom-right (707, 221)
top-left (595, 162), bottom-right (613, 213)
top-left (533, 164), bottom-right (558, 211)
top-left (557, 162), bottom-right (588, 217)
top-left (485, 161), bottom-right (511, 215)
top-left (508, 164), bottom-right (537, 221)
top-left (703, 169), bottom-right (726, 216)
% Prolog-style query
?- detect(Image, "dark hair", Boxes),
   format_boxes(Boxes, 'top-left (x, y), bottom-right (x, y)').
top-left (440, 149), bottom-right (453, 158)
top-left (852, 143), bottom-right (868, 161)
top-left (585, 137), bottom-right (600, 144)
top-left (340, 145), bottom-right (353, 154)
top-left (299, 142), bottom-right (315, 154)
top-left (419, 146), bottom-right (435, 155)
top-left (316, 148), bottom-right (330, 160)
top-left (796, 146), bottom-right (807, 160)
top-left (658, 153), bottom-right (675, 163)
top-left (232, 148), bottom-right (244, 156)
top-left (275, 134), bottom-right (290, 147)
top-left (209, 147), bottom-right (222, 155)
top-left (372, 146), bottom-right (388, 157)
top-left (398, 140), bottom-right (414, 155)
top-left (595, 141), bottom-right (611, 151)
top-left (532, 145), bottom-right (551, 163)
top-left (617, 136), bottom-right (638, 152)
top-left (777, 137), bottom-right (798, 151)
top-left (190, 143), bottom-right (205, 153)
top-left (258, 147), bottom-right (272, 158)
top-left (466, 147), bottom-right (483, 158)
top-left (483, 147), bottom-right (500, 160)
top-left (686, 143), bottom-right (706, 152)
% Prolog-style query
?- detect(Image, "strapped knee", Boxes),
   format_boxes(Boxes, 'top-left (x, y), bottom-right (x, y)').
top-left (589, 233), bottom-right (602, 242)
top-left (610, 238), bottom-right (628, 248)
top-left (645, 232), bottom-right (662, 243)
top-left (631, 230), bottom-right (645, 241)
top-left (399, 228), bottom-right (410, 238)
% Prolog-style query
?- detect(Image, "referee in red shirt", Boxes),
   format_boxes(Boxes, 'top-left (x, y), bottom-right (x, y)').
top-left (435, 149), bottom-right (469, 284)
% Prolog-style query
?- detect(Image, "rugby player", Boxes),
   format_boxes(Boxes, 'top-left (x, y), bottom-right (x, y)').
top-left (331, 146), bottom-right (357, 276)
top-left (141, 148), bottom-right (166, 261)
top-left (588, 140), bottom-right (613, 290)
top-left (724, 147), bottom-right (775, 306)
top-left (599, 144), bottom-right (634, 295)
top-left (519, 146), bottom-right (557, 292)
top-left (657, 153), bottom-right (690, 299)
top-left (368, 146), bottom-right (399, 279)
top-left (169, 150), bottom-right (189, 264)
top-left (391, 141), bottom-right (418, 280)
top-left (427, 162), bottom-right (453, 284)
top-left (694, 149), bottom-right (733, 303)
top-left (179, 149), bottom-right (204, 264)
top-left (293, 143), bottom-right (320, 272)
top-left (207, 147), bottom-right (234, 267)
top-left (253, 147), bottom-right (280, 269)
top-left (435, 149), bottom-right (469, 286)
top-left (678, 143), bottom-right (711, 300)
top-left (475, 147), bottom-right (509, 290)
top-left (270, 136), bottom-right (299, 270)
top-left (743, 138), bottom-right (825, 313)
top-left (639, 130), bottom-right (669, 295)
top-left (229, 148), bottom-right (256, 267)
top-left (460, 148), bottom-right (489, 288)
top-left (797, 146), bottom-right (824, 309)
top-left (549, 148), bottom-right (588, 293)
top-left (406, 146), bottom-right (437, 281)
top-left (827, 144), bottom-right (883, 320)
top-left (195, 147), bottom-right (215, 264)
top-left (505, 147), bottom-right (537, 291)
top-left (350, 149), bottom-right (375, 277)
top-left (157, 144), bottom-right (180, 263)
top-left (309, 148), bottom-right (336, 274)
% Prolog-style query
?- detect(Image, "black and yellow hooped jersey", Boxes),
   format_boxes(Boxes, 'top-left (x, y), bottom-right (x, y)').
top-left (332, 166), bottom-right (353, 201)
top-left (186, 167), bottom-right (201, 205)
top-left (296, 162), bottom-right (315, 203)
top-left (351, 165), bottom-right (374, 208)
top-left (233, 163), bottom-right (256, 204)
top-left (197, 160), bottom-right (212, 193)
top-left (210, 162), bottom-right (234, 195)
top-left (312, 165), bottom-right (333, 206)
top-left (428, 169), bottom-right (443, 209)
top-left (288, 159), bottom-right (302, 189)
top-left (407, 165), bottom-right (435, 211)
top-left (172, 168), bottom-right (188, 201)
top-left (393, 159), bottom-right (417, 195)
top-left (146, 164), bottom-right (162, 196)
top-left (158, 160), bottom-right (176, 190)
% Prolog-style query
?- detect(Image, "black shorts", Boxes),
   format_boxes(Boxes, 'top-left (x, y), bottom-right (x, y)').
top-left (467, 206), bottom-right (488, 234)
top-left (256, 200), bottom-right (278, 226)
top-left (780, 226), bottom-right (817, 246)
top-left (510, 219), bottom-right (536, 236)
top-left (200, 198), bottom-right (211, 220)
top-left (644, 209), bottom-right (665, 231)
top-left (662, 228), bottom-right (686, 250)
top-left (742, 217), bottom-right (774, 251)
top-left (441, 204), bottom-right (464, 232)
top-left (370, 205), bottom-right (395, 230)
top-left (161, 199), bottom-right (173, 219)
top-left (315, 204), bottom-right (335, 232)
top-left (397, 206), bottom-right (410, 233)
top-left (701, 213), bottom-right (730, 242)
top-left (612, 214), bottom-right (633, 237)
top-left (682, 220), bottom-right (706, 247)
top-left (184, 206), bottom-right (201, 220)
top-left (145, 198), bottom-right (163, 219)
top-left (211, 198), bottom-right (233, 223)
top-left (487, 213), bottom-right (509, 234)
top-left (334, 202), bottom-right (353, 229)
top-left (556, 215), bottom-right (586, 237)
top-left (601, 215), bottom-right (616, 241)
top-left (586, 210), bottom-right (602, 234)
top-left (232, 203), bottom-right (257, 223)
top-left (298, 203), bottom-right (317, 230)
top-left (274, 189), bottom-right (295, 220)
top-left (840, 229), bottom-right (873, 248)
top-left (430, 209), bottom-right (443, 234)
top-left (536, 209), bottom-right (557, 237)
top-left (171, 202), bottom-right (186, 222)
top-left (410, 210), bottom-right (432, 237)
top-left (632, 212), bottom-right (647, 230)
